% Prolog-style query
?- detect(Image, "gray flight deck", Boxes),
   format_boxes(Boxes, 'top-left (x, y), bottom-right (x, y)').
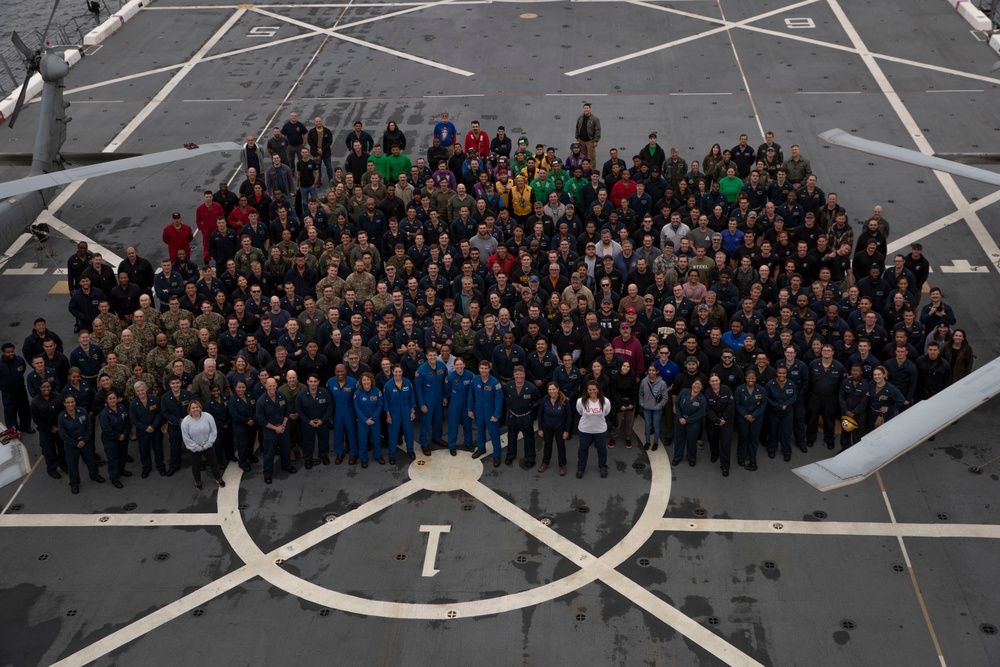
top-left (2, 0), bottom-right (1000, 665)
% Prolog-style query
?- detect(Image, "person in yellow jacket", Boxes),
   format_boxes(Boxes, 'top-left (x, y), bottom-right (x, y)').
top-left (510, 174), bottom-right (534, 223)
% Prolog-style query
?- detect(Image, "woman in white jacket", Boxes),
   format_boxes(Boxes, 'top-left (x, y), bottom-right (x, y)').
top-left (181, 400), bottom-right (225, 490)
top-left (575, 380), bottom-right (611, 480)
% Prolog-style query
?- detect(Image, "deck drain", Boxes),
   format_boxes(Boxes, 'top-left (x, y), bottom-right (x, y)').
top-left (324, 513), bottom-right (338, 523)
top-left (318, 609), bottom-right (331, 617)
top-left (981, 623), bottom-right (998, 635)
top-left (123, 503), bottom-right (137, 512)
top-left (154, 553), bottom-right (170, 562)
top-left (446, 610), bottom-right (459, 618)
top-left (577, 505), bottom-right (590, 514)
top-left (98, 516), bottom-right (110, 523)
top-left (772, 522), bottom-right (784, 530)
top-left (575, 613), bottom-right (587, 621)
top-left (515, 555), bottom-right (529, 564)
top-left (348, 502), bottom-right (361, 511)
top-left (37, 554), bottom-right (49, 561)
top-left (693, 508), bottom-right (708, 517)
top-left (8, 321), bottom-right (20, 328)
top-left (840, 620), bottom-right (855, 630)
top-left (812, 510), bottom-right (827, 519)
top-left (937, 513), bottom-right (949, 521)
top-left (275, 558), bottom-right (284, 565)
top-left (637, 557), bottom-right (651, 567)
top-left (970, 467), bottom-right (984, 475)
top-left (65, 609), bottom-right (77, 617)
top-left (237, 503), bottom-right (249, 511)
top-left (762, 561), bottom-right (777, 570)
top-left (706, 616), bottom-right (720, 626)
top-left (192, 609), bottom-right (205, 617)
top-left (9, 504), bottom-right (23, 512)
top-left (395, 553), bottom-right (407, 561)
top-left (538, 516), bottom-right (553, 526)
top-left (632, 462), bottom-right (646, 470)
top-left (462, 504), bottom-right (474, 511)
top-left (892, 564), bottom-right (905, 572)
top-left (416, 460), bottom-right (427, 467)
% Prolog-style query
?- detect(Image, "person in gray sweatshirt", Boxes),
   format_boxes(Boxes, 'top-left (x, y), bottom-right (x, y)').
top-left (180, 400), bottom-right (225, 490)
top-left (638, 364), bottom-right (669, 451)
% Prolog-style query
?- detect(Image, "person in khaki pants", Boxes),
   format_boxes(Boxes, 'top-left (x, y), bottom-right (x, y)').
top-left (574, 103), bottom-right (601, 163)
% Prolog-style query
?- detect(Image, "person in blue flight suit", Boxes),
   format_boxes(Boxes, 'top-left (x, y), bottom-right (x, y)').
top-left (735, 370), bottom-right (767, 471)
top-left (129, 380), bottom-right (163, 477)
top-left (161, 377), bottom-right (194, 475)
top-left (228, 379), bottom-right (258, 472)
top-left (296, 373), bottom-right (333, 468)
top-left (414, 347), bottom-right (447, 456)
top-left (445, 357), bottom-right (475, 455)
top-left (327, 364), bottom-right (358, 464)
top-left (469, 359), bottom-right (503, 465)
top-left (98, 389), bottom-right (131, 488)
top-left (255, 377), bottom-right (295, 484)
top-left (838, 363), bottom-right (870, 449)
top-left (672, 378), bottom-right (707, 467)
top-left (503, 365), bottom-right (541, 468)
top-left (775, 345), bottom-right (809, 454)
top-left (383, 364), bottom-right (416, 463)
top-left (57, 395), bottom-right (105, 494)
top-left (354, 372), bottom-right (384, 467)
top-left (868, 365), bottom-right (905, 432)
top-left (765, 366), bottom-right (798, 461)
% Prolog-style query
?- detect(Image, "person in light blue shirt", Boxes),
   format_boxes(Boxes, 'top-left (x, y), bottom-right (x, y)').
top-left (468, 359), bottom-right (503, 464)
top-left (414, 348), bottom-right (447, 455)
top-left (354, 372), bottom-right (384, 467)
top-left (383, 365), bottom-right (416, 463)
top-left (327, 364), bottom-right (358, 465)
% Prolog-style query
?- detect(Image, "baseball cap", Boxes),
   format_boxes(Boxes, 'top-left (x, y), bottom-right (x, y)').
top-left (748, 211), bottom-right (758, 218)
top-left (571, 142), bottom-right (581, 148)
top-left (529, 275), bottom-right (539, 282)
top-left (867, 239), bottom-right (879, 246)
top-left (588, 322), bottom-right (601, 330)
top-left (698, 304), bottom-right (709, 311)
top-left (619, 321), bottom-right (631, 329)
top-left (766, 146), bottom-right (775, 152)
top-left (625, 307), bottom-right (636, 314)
top-left (562, 316), bottom-right (574, 324)
top-left (685, 356), bottom-right (699, 365)
top-left (602, 296), bottom-right (613, 304)
top-left (566, 203), bottom-right (575, 209)
top-left (172, 212), bottom-right (181, 218)
top-left (498, 155), bottom-right (508, 163)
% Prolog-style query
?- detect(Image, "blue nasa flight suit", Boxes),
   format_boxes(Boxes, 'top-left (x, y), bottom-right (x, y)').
top-left (327, 376), bottom-right (358, 457)
top-left (469, 373), bottom-right (503, 459)
top-left (414, 360), bottom-right (447, 449)
top-left (354, 385), bottom-right (384, 461)
top-left (57, 408), bottom-right (100, 488)
top-left (98, 403), bottom-right (131, 482)
top-left (296, 387), bottom-right (333, 461)
top-left (255, 390), bottom-right (292, 476)
top-left (446, 369), bottom-right (475, 451)
top-left (161, 389), bottom-right (194, 473)
top-left (383, 378), bottom-right (416, 458)
top-left (130, 394), bottom-right (164, 474)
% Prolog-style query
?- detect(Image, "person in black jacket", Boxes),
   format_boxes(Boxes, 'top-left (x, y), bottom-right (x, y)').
top-left (0, 343), bottom-right (33, 433)
top-left (705, 373), bottom-right (735, 476)
top-left (609, 361), bottom-right (638, 449)
top-left (537, 381), bottom-right (572, 475)
top-left (30, 381), bottom-right (65, 478)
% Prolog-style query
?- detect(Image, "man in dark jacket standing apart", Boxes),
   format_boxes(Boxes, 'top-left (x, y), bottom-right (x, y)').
top-left (574, 103), bottom-right (602, 164)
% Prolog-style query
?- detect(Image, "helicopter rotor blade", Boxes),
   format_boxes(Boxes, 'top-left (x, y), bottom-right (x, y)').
top-left (7, 75), bottom-right (32, 129)
top-left (10, 31), bottom-right (33, 60)
top-left (40, 0), bottom-right (62, 47)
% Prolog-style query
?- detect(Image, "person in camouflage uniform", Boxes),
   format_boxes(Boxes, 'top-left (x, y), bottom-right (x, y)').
top-left (90, 317), bottom-right (120, 356)
top-left (160, 296), bottom-right (194, 339)
top-left (114, 329), bottom-right (145, 370)
top-left (145, 333), bottom-right (174, 394)
top-left (192, 301), bottom-right (225, 340)
top-left (172, 319), bottom-right (199, 359)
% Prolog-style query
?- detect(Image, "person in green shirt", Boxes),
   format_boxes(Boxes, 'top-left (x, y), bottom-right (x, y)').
top-left (384, 145), bottom-right (412, 182)
top-left (367, 144), bottom-right (389, 182)
top-left (565, 167), bottom-right (587, 209)
top-left (530, 167), bottom-right (555, 203)
top-left (717, 166), bottom-right (743, 204)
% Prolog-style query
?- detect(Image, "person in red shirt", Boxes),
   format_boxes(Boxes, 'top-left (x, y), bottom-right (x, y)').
top-left (195, 190), bottom-right (224, 264)
top-left (227, 195), bottom-right (256, 232)
top-left (610, 169), bottom-right (637, 209)
top-left (162, 212), bottom-right (194, 262)
top-left (464, 120), bottom-right (490, 156)
top-left (612, 320), bottom-right (645, 378)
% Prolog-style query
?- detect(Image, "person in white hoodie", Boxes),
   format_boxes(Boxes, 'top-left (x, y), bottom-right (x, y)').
top-left (181, 400), bottom-right (225, 490)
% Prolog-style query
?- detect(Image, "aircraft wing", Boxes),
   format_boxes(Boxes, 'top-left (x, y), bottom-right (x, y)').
top-left (0, 142), bottom-right (241, 200)
top-left (793, 356), bottom-right (1000, 491)
top-left (819, 128), bottom-right (1000, 187)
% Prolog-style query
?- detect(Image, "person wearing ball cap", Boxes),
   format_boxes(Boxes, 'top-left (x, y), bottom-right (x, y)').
top-left (612, 319), bottom-right (644, 378)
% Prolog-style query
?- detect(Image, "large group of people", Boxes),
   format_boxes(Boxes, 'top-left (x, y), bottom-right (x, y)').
top-left (0, 103), bottom-right (975, 493)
